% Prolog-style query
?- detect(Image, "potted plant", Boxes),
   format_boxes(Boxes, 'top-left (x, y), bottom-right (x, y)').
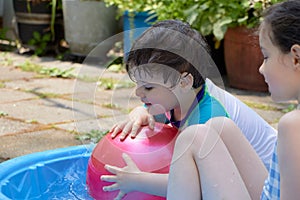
top-left (12, 0), bottom-right (64, 56)
top-left (107, 0), bottom-right (285, 91)
top-left (220, 0), bottom-right (284, 92)
top-left (152, 0), bottom-right (284, 91)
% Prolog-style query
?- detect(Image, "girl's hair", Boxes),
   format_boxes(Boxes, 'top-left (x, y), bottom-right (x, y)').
top-left (125, 20), bottom-right (212, 88)
top-left (262, 0), bottom-right (300, 53)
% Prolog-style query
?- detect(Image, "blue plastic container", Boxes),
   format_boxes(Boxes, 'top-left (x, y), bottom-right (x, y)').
top-left (123, 11), bottom-right (157, 55)
top-left (0, 145), bottom-right (94, 200)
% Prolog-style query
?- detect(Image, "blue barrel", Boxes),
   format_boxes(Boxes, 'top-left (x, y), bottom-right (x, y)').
top-left (123, 11), bottom-right (157, 55)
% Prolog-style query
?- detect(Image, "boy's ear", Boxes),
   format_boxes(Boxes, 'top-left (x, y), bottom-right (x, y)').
top-left (291, 44), bottom-right (300, 69)
top-left (180, 73), bottom-right (193, 90)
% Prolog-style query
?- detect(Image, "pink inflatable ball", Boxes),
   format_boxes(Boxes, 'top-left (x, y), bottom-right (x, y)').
top-left (86, 122), bottom-right (179, 200)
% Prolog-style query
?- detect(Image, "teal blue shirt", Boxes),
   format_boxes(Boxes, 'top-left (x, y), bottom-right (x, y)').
top-left (170, 84), bottom-right (229, 129)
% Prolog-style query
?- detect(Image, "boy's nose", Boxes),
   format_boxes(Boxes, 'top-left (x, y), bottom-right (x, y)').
top-left (135, 86), bottom-right (145, 98)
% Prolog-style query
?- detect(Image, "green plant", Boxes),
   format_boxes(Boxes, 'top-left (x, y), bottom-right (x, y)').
top-left (0, 82), bottom-right (6, 88)
top-left (39, 67), bottom-right (75, 78)
top-left (156, 0), bottom-right (284, 43)
top-left (0, 111), bottom-right (8, 117)
top-left (98, 77), bottom-right (135, 90)
top-left (102, 103), bottom-right (120, 109)
top-left (76, 129), bottom-right (109, 143)
top-left (106, 0), bottom-right (284, 44)
top-left (28, 32), bottom-right (52, 56)
top-left (0, 28), bottom-right (8, 40)
top-left (282, 104), bottom-right (297, 113)
top-left (18, 60), bottom-right (75, 78)
top-left (26, 0), bottom-right (62, 41)
top-left (104, 0), bottom-right (160, 18)
top-left (17, 0), bottom-right (63, 56)
top-left (19, 60), bottom-right (43, 73)
top-left (25, 119), bottom-right (38, 124)
top-left (0, 55), bottom-right (14, 67)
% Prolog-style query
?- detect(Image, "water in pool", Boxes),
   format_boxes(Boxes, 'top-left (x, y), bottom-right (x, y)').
top-left (44, 158), bottom-right (93, 200)
top-left (0, 150), bottom-right (95, 200)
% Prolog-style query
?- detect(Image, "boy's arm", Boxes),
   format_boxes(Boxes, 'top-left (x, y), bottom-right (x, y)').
top-left (110, 106), bottom-right (169, 140)
top-left (101, 153), bottom-right (168, 198)
top-left (110, 106), bottom-right (156, 140)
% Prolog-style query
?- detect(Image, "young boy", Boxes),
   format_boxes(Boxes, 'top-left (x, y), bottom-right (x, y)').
top-left (101, 19), bottom-right (276, 199)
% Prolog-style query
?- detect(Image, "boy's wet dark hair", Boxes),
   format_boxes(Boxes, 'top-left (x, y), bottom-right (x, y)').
top-left (262, 0), bottom-right (300, 53)
top-left (125, 20), bottom-right (212, 89)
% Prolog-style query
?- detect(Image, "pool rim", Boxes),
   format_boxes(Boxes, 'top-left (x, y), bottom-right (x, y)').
top-left (0, 144), bottom-right (95, 200)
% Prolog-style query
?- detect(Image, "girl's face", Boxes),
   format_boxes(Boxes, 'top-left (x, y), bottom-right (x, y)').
top-left (134, 70), bottom-right (182, 116)
top-left (259, 24), bottom-right (300, 102)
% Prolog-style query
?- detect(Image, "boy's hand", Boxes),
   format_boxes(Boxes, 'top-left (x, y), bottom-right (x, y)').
top-left (101, 153), bottom-right (142, 200)
top-left (110, 106), bottom-right (155, 140)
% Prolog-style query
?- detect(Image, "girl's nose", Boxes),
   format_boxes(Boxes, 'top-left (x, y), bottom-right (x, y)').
top-left (259, 63), bottom-right (264, 75)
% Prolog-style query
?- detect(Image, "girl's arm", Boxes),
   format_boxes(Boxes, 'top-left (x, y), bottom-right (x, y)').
top-left (277, 110), bottom-right (300, 199)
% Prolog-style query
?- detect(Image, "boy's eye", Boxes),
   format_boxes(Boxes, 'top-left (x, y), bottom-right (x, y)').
top-left (144, 86), bottom-right (153, 90)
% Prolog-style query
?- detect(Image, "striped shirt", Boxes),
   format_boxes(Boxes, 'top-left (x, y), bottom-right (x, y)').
top-left (261, 142), bottom-right (280, 200)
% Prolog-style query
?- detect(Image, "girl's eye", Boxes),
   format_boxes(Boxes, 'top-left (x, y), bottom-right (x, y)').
top-left (262, 52), bottom-right (268, 61)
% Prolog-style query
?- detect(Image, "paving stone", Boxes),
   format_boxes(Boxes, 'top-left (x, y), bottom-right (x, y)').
top-left (95, 88), bottom-right (141, 110)
top-left (0, 66), bottom-right (36, 81)
top-left (72, 82), bottom-right (140, 112)
top-left (0, 98), bottom-right (124, 124)
top-left (0, 129), bottom-right (81, 160)
top-left (228, 87), bottom-right (294, 110)
top-left (0, 88), bottom-right (37, 103)
top-left (0, 118), bottom-right (38, 136)
top-left (56, 115), bottom-right (126, 133)
top-left (5, 77), bottom-right (77, 95)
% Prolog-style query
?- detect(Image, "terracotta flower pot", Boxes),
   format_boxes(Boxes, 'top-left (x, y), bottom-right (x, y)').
top-left (224, 26), bottom-right (268, 92)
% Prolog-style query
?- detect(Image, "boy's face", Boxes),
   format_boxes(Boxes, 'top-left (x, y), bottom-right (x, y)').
top-left (133, 69), bottom-right (181, 115)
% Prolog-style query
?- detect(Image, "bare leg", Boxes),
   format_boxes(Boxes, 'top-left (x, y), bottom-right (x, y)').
top-left (167, 117), bottom-right (267, 200)
top-left (206, 117), bottom-right (268, 199)
top-left (167, 125), bottom-right (203, 200)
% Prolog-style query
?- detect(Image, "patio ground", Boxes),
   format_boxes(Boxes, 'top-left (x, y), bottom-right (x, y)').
top-left (0, 51), bottom-right (295, 163)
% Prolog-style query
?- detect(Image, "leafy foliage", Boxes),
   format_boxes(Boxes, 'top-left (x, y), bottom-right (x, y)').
top-left (155, 0), bottom-right (284, 41)
top-left (98, 77), bottom-right (135, 90)
top-left (28, 32), bottom-right (52, 56)
top-left (103, 0), bottom-right (161, 18)
top-left (23, 0), bottom-right (63, 56)
top-left (105, 0), bottom-right (284, 41)
top-left (39, 67), bottom-right (75, 78)
top-left (18, 60), bottom-right (75, 78)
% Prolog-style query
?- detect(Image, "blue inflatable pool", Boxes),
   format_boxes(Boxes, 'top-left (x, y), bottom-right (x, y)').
top-left (0, 145), bottom-right (95, 200)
